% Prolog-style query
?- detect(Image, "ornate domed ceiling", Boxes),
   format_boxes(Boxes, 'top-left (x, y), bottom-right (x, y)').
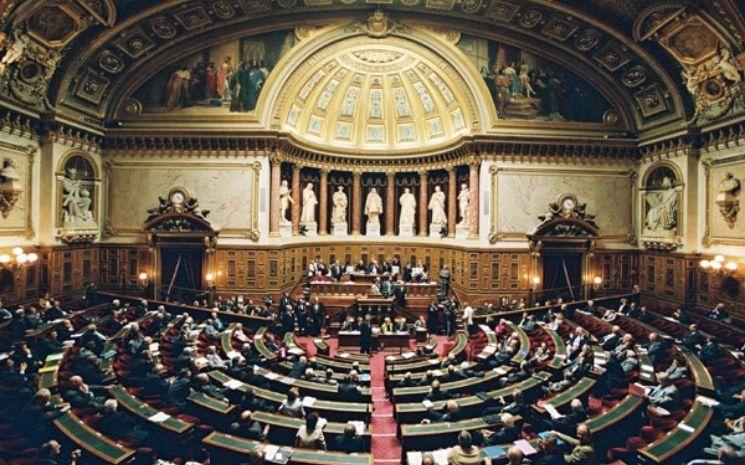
top-left (278, 38), bottom-right (474, 153)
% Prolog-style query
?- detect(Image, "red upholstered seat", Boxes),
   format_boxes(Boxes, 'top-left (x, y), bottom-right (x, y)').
top-left (641, 425), bottom-right (661, 442)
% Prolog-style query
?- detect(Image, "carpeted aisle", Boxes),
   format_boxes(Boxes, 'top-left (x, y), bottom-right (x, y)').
top-left (369, 350), bottom-right (402, 464)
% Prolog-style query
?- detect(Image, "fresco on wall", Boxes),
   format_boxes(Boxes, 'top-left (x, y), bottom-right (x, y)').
top-left (131, 30), bottom-right (295, 115)
top-left (458, 35), bottom-right (612, 122)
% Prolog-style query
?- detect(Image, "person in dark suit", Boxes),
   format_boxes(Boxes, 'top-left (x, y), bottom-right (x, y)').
top-left (33, 440), bottom-right (80, 465)
top-left (360, 315), bottom-right (372, 355)
top-left (393, 280), bottom-right (406, 310)
top-left (338, 375), bottom-right (363, 402)
top-left (231, 410), bottom-right (269, 441)
top-left (142, 364), bottom-right (169, 396)
top-left (98, 399), bottom-right (149, 446)
top-left (310, 297), bottom-right (325, 336)
top-left (164, 369), bottom-right (192, 408)
top-left (397, 372), bottom-right (417, 388)
top-left (281, 306), bottom-right (295, 335)
top-left (81, 324), bottom-right (107, 355)
top-left (681, 323), bottom-right (705, 350)
top-left (708, 302), bottom-right (730, 321)
top-left (333, 423), bottom-right (366, 453)
top-left (547, 399), bottom-right (588, 436)
top-left (63, 376), bottom-right (107, 410)
top-left (330, 261), bottom-right (343, 281)
top-left (699, 336), bottom-right (721, 362)
top-left (44, 301), bottom-right (68, 320)
top-left (22, 389), bottom-right (69, 446)
top-left (531, 433), bottom-right (565, 465)
top-left (645, 332), bottom-right (666, 365)
top-left (36, 330), bottom-right (63, 362)
top-left (288, 356), bottom-right (309, 378)
top-left (425, 380), bottom-right (453, 402)
top-left (239, 388), bottom-right (275, 413)
top-left (600, 326), bottom-right (622, 351)
top-left (295, 299), bottom-right (309, 336)
top-left (280, 293), bottom-right (292, 310)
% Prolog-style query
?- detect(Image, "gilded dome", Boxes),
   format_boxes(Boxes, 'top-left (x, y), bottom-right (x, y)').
top-left (277, 35), bottom-right (478, 155)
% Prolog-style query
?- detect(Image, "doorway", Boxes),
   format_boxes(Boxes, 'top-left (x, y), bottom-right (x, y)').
top-left (160, 247), bottom-right (204, 303)
top-left (542, 253), bottom-right (583, 301)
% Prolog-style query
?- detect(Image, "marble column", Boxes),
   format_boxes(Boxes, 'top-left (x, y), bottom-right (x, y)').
top-left (319, 169), bottom-right (329, 235)
top-left (291, 163), bottom-right (302, 234)
top-left (352, 171), bottom-right (362, 235)
top-left (386, 172), bottom-right (395, 236)
top-left (447, 167), bottom-right (457, 238)
top-left (269, 156), bottom-right (282, 236)
top-left (469, 161), bottom-right (480, 238)
top-left (418, 170), bottom-right (428, 237)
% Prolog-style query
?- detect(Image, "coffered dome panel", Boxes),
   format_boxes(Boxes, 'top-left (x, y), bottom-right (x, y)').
top-left (276, 35), bottom-right (478, 154)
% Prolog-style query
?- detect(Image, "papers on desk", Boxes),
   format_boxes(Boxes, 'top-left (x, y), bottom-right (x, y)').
top-left (194, 357), bottom-right (208, 369)
top-left (47, 352), bottom-right (64, 362)
top-left (148, 412), bottom-right (171, 423)
top-left (431, 448), bottom-right (449, 465)
top-left (317, 417), bottom-right (328, 430)
top-left (422, 399), bottom-right (434, 409)
top-left (431, 369), bottom-right (443, 377)
top-left (38, 365), bottom-right (58, 373)
top-left (492, 366), bottom-right (508, 375)
top-left (226, 350), bottom-right (240, 360)
top-left (264, 445), bottom-right (292, 465)
top-left (540, 402), bottom-right (564, 420)
top-left (288, 347), bottom-right (305, 356)
top-left (429, 358), bottom-right (440, 365)
top-left (649, 406), bottom-right (671, 416)
top-left (538, 430), bottom-right (565, 446)
top-left (265, 371), bottom-right (280, 380)
top-left (482, 446), bottom-right (506, 459)
top-left (514, 439), bottom-right (537, 455)
top-left (347, 420), bottom-right (365, 434)
top-left (696, 395), bottom-right (720, 407)
top-left (402, 352), bottom-right (416, 359)
top-left (391, 266), bottom-right (400, 275)
top-left (302, 396), bottom-right (317, 407)
top-left (678, 422), bottom-right (694, 433)
top-left (359, 373), bottom-right (370, 382)
top-left (338, 352), bottom-right (350, 358)
top-left (279, 376), bottom-right (295, 385)
top-left (223, 379), bottom-right (243, 390)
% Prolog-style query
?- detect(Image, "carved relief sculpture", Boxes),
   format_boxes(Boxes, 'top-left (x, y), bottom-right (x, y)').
top-left (457, 183), bottom-right (470, 227)
top-left (0, 158), bottom-right (22, 218)
top-left (428, 185), bottom-right (447, 228)
top-left (279, 179), bottom-right (292, 225)
top-left (300, 182), bottom-right (317, 225)
top-left (716, 172), bottom-right (741, 229)
top-left (644, 176), bottom-right (678, 233)
top-left (331, 185), bottom-right (348, 226)
top-left (364, 187), bottom-right (383, 225)
top-left (399, 187), bottom-right (416, 232)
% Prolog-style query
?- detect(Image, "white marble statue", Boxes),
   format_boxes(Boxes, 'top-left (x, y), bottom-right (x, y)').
top-left (365, 187), bottom-right (383, 225)
top-left (399, 187), bottom-right (416, 230)
top-left (62, 167), bottom-right (93, 224)
top-left (331, 186), bottom-right (348, 226)
top-left (645, 176), bottom-right (678, 232)
top-left (279, 180), bottom-right (293, 225)
top-left (428, 185), bottom-right (447, 227)
top-left (457, 183), bottom-right (470, 227)
top-left (301, 183), bottom-right (318, 225)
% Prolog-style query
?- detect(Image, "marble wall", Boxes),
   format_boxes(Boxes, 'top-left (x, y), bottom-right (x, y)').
top-left (487, 162), bottom-right (635, 245)
top-left (104, 156), bottom-right (265, 240)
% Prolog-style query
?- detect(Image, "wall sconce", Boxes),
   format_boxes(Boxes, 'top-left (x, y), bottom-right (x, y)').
top-left (592, 276), bottom-right (603, 288)
top-left (138, 272), bottom-right (149, 287)
top-left (700, 255), bottom-right (738, 274)
top-left (0, 247), bottom-right (38, 269)
top-left (205, 273), bottom-right (216, 289)
top-left (531, 276), bottom-right (541, 289)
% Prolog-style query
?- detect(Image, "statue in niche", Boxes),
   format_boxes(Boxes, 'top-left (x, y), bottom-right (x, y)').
top-left (428, 185), bottom-right (447, 227)
top-left (62, 167), bottom-right (93, 225)
top-left (716, 172), bottom-right (741, 228)
top-left (331, 186), bottom-right (348, 226)
top-left (0, 158), bottom-right (22, 218)
top-left (645, 176), bottom-right (678, 232)
top-left (279, 179), bottom-right (292, 225)
top-left (399, 187), bottom-right (416, 230)
top-left (301, 183), bottom-right (317, 225)
top-left (457, 183), bottom-right (470, 227)
top-left (365, 187), bottom-right (383, 225)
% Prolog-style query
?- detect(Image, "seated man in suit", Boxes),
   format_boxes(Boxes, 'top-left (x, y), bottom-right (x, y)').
top-left (332, 423), bottom-right (365, 453)
top-left (482, 413), bottom-right (520, 445)
top-left (648, 372), bottom-right (679, 409)
top-left (394, 317), bottom-right (407, 332)
top-left (425, 380), bottom-right (453, 402)
top-left (239, 387), bottom-right (275, 413)
top-left (231, 410), bottom-right (269, 441)
top-left (98, 399), bottom-right (149, 446)
top-left (339, 375), bottom-right (364, 402)
top-left (600, 326), bottom-right (622, 351)
top-left (34, 440), bottom-right (81, 465)
top-left (681, 323), bottom-right (706, 350)
top-left (63, 376), bottom-right (107, 411)
top-left (708, 302), bottom-right (730, 322)
top-left (142, 364), bottom-right (169, 397)
top-left (164, 369), bottom-right (192, 408)
top-left (561, 423), bottom-right (596, 464)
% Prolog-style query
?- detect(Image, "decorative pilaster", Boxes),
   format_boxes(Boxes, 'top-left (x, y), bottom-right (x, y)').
top-left (386, 172), bottom-right (395, 236)
top-left (469, 160), bottom-right (480, 239)
top-left (418, 170), bottom-right (428, 237)
top-left (291, 163), bottom-right (302, 234)
top-left (269, 155), bottom-right (282, 236)
top-left (352, 171), bottom-right (362, 235)
top-left (447, 167), bottom-right (457, 238)
top-left (319, 169), bottom-right (329, 235)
